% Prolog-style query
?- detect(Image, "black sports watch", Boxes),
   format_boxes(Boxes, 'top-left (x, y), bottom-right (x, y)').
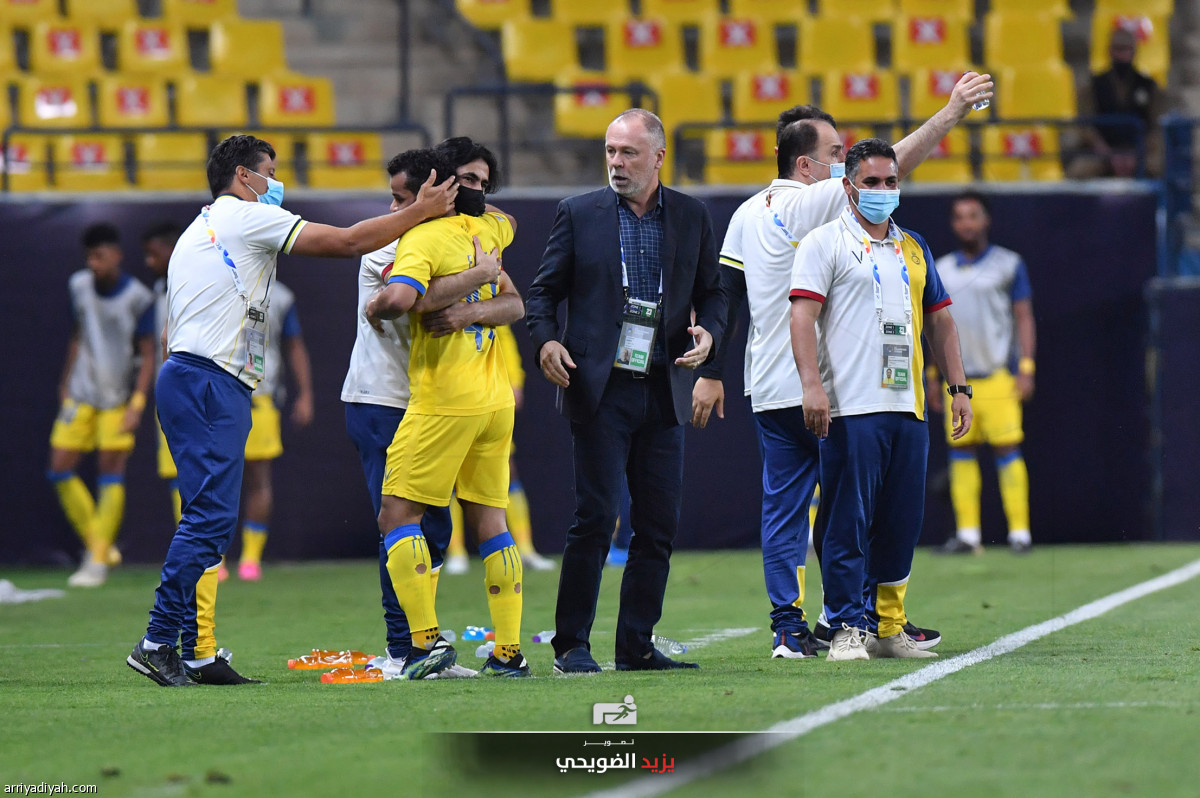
top-left (947, 384), bottom-right (973, 398)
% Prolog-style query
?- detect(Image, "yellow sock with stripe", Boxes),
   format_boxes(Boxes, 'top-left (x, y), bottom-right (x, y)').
top-left (168, 480), bottom-right (182, 528)
top-left (480, 531), bottom-right (523, 660)
top-left (875, 577), bottom-right (909, 638)
top-left (240, 522), bottom-right (268, 565)
top-left (385, 524), bottom-right (440, 649)
top-left (190, 563), bottom-right (221, 661)
top-left (93, 476), bottom-right (125, 560)
top-left (949, 451), bottom-right (982, 545)
top-left (507, 480), bottom-right (535, 554)
top-left (49, 471), bottom-right (97, 549)
top-left (448, 498), bottom-right (468, 558)
top-left (997, 450), bottom-right (1032, 544)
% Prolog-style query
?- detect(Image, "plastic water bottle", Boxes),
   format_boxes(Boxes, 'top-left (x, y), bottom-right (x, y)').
top-left (531, 630), bottom-right (555, 643)
top-left (652, 634), bottom-right (688, 655)
top-left (441, 629), bottom-right (457, 643)
top-left (475, 641), bottom-right (495, 658)
top-left (972, 94), bottom-right (990, 112)
top-left (463, 626), bottom-right (487, 641)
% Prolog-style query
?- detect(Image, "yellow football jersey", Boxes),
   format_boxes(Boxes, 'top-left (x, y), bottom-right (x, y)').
top-left (388, 212), bottom-right (515, 416)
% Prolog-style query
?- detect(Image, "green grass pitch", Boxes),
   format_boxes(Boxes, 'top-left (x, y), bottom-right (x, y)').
top-left (2, 544), bottom-right (1199, 797)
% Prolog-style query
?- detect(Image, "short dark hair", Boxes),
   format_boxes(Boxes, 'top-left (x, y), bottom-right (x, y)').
top-left (385, 148), bottom-right (454, 196)
top-left (82, 222), bottom-right (120, 249)
top-left (776, 105), bottom-right (836, 142)
top-left (207, 135), bottom-right (276, 199)
top-left (141, 221), bottom-right (182, 245)
top-left (435, 136), bottom-right (501, 194)
top-left (951, 190), bottom-right (990, 216)
top-left (777, 120), bottom-right (824, 180)
top-left (844, 138), bottom-right (897, 182)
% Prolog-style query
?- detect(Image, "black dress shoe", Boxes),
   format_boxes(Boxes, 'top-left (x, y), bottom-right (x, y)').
top-left (553, 646), bottom-right (602, 675)
top-left (615, 648), bottom-right (699, 671)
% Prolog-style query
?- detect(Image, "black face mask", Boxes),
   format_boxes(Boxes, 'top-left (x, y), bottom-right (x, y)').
top-left (455, 187), bottom-right (487, 217)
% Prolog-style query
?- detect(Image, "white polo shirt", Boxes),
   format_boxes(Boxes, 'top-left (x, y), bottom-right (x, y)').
top-left (340, 241), bottom-right (412, 410)
top-left (66, 271), bottom-right (154, 409)
top-left (718, 187), bottom-right (768, 397)
top-left (736, 177), bottom-right (847, 412)
top-left (165, 195), bottom-right (306, 388)
top-left (934, 245), bottom-right (1031, 378)
top-left (790, 209), bottom-right (951, 420)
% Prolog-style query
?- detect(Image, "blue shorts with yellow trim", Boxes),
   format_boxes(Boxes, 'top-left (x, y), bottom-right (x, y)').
top-left (244, 394), bottom-right (283, 461)
top-left (947, 369), bottom-right (1024, 448)
top-left (382, 407), bottom-right (513, 509)
top-left (50, 399), bottom-right (136, 453)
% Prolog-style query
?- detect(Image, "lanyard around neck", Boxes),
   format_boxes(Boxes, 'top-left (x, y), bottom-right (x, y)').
top-left (842, 211), bottom-right (912, 328)
top-left (618, 218), bottom-right (663, 302)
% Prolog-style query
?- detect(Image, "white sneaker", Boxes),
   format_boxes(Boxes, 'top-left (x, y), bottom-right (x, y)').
top-left (827, 624), bottom-right (869, 661)
top-left (521, 551), bottom-right (555, 572)
top-left (428, 663), bottom-right (479, 679)
top-left (868, 629), bottom-right (938, 659)
top-left (366, 655), bottom-right (407, 680)
top-left (67, 559), bottom-right (108, 588)
top-left (444, 554), bottom-right (469, 575)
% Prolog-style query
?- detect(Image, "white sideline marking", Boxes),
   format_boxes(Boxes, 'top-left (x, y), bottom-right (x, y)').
top-left (580, 557), bottom-right (1200, 798)
top-left (878, 701), bottom-right (1176, 714)
top-left (597, 627), bottom-right (760, 670)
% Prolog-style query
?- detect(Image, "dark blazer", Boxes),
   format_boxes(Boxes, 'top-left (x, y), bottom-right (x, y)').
top-left (526, 185), bottom-right (727, 425)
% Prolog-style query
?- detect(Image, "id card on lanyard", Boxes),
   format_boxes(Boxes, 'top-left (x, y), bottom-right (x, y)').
top-left (844, 213), bottom-right (913, 390)
top-left (202, 205), bottom-right (268, 382)
top-left (612, 236), bottom-right (663, 375)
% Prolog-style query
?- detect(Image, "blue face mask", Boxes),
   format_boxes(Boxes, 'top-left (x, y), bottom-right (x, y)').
top-left (810, 158), bottom-right (845, 180)
top-left (851, 186), bottom-right (901, 224)
top-left (247, 169), bottom-right (285, 207)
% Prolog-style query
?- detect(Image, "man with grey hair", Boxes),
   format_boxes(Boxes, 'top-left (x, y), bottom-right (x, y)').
top-left (526, 108), bottom-right (727, 673)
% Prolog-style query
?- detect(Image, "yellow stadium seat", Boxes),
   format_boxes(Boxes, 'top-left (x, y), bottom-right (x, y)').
top-left (731, 70), bottom-right (809, 123)
top-left (118, 20), bottom-right (188, 74)
top-left (52, 133), bottom-right (129, 191)
top-left (259, 72), bottom-right (336, 128)
top-left (63, 0), bottom-right (137, 25)
top-left (729, 0), bottom-right (807, 26)
top-left (176, 73), bottom-right (247, 127)
top-left (813, 0), bottom-right (894, 23)
top-left (161, 0), bottom-right (238, 26)
top-left (1090, 13), bottom-right (1169, 86)
top-left (0, 0), bottom-right (57, 26)
top-left (553, 75), bottom-right (629, 139)
top-left (97, 75), bottom-right (170, 128)
top-left (891, 15), bottom-right (970, 71)
top-left (457, 0), bottom-right (528, 30)
top-left (819, 71), bottom-right (900, 124)
top-left (133, 132), bottom-right (210, 191)
top-left (1095, 0), bottom-right (1171, 16)
top-left (306, 131), bottom-right (385, 189)
top-left (605, 17), bottom-right (685, 81)
top-left (220, 130), bottom-right (297, 185)
top-left (703, 127), bottom-right (774, 185)
top-left (1, 134), bottom-right (51, 191)
top-left (547, 0), bottom-right (627, 26)
top-left (907, 67), bottom-right (972, 119)
top-left (641, 0), bottom-right (719, 24)
top-left (642, 70), bottom-right (723, 132)
top-left (982, 125), bottom-right (1062, 181)
top-left (29, 19), bottom-right (100, 73)
top-left (799, 17), bottom-right (875, 74)
top-left (906, 128), bottom-right (971, 181)
top-left (17, 75), bottom-right (91, 128)
top-left (700, 16), bottom-right (778, 78)
top-left (896, 0), bottom-right (972, 21)
top-left (210, 19), bottom-right (287, 78)
top-left (989, 0), bottom-right (1071, 20)
top-left (501, 18), bottom-right (576, 82)
top-left (836, 125), bottom-right (881, 151)
top-left (996, 63), bottom-right (1075, 121)
top-left (984, 12), bottom-right (1063, 69)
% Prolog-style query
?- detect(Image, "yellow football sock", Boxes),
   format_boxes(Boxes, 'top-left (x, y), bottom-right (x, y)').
top-left (93, 477), bottom-right (125, 560)
top-left (385, 525), bottom-right (439, 648)
top-left (875, 577), bottom-right (909, 638)
top-left (998, 452), bottom-right (1031, 535)
top-left (448, 499), bottom-right (467, 558)
top-left (52, 473), bottom-right (96, 548)
top-left (949, 453), bottom-right (982, 532)
top-left (194, 564), bottom-right (220, 659)
top-left (240, 523), bottom-right (268, 565)
top-left (169, 485), bottom-right (182, 528)
top-left (507, 480), bottom-right (535, 553)
top-left (482, 532), bottom-right (523, 659)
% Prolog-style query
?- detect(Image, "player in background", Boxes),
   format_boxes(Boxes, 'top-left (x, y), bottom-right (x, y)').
top-left (142, 222), bottom-right (184, 527)
top-left (50, 222), bottom-right (155, 588)
top-left (930, 191), bottom-right (1035, 555)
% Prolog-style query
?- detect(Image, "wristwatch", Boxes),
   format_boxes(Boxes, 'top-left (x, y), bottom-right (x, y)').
top-left (947, 384), bottom-right (973, 398)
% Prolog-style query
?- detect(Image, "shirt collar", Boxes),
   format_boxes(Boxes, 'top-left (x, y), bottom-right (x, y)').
top-left (955, 244), bottom-right (993, 266)
top-left (840, 206), bottom-right (898, 245)
top-left (615, 184), bottom-right (665, 216)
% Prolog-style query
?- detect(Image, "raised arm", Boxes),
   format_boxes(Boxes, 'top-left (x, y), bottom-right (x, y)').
top-left (894, 71), bottom-right (994, 180)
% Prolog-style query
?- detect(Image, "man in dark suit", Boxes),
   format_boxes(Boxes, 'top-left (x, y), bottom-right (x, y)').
top-left (525, 108), bottom-right (726, 673)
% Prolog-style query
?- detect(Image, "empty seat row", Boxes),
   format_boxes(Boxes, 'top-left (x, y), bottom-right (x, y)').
top-left (0, 0), bottom-right (240, 25)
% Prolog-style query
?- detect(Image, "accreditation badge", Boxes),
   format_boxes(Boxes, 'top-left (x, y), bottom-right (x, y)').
top-left (613, 298), bottom-right (659, 374)
top-left (245, 301), bottom-right (268, 381)
top-left (880, 319), bottom-right (911, 389)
